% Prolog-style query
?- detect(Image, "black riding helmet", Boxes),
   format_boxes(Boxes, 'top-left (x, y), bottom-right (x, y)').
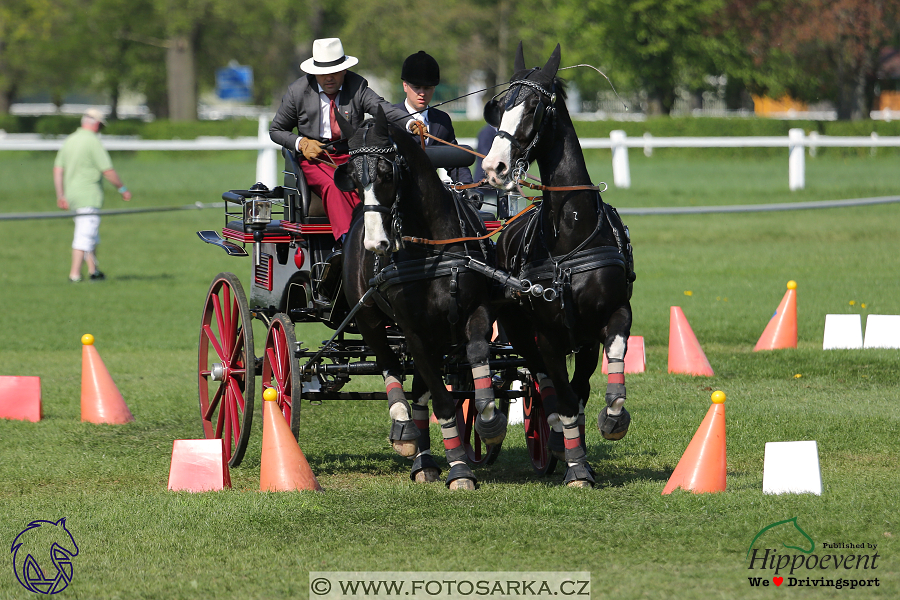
top-left (401, 51), bottom-right (440, 87)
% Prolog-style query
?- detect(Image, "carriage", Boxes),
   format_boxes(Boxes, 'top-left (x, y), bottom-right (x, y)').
top-left (195, 144), bottom-right (559, 475)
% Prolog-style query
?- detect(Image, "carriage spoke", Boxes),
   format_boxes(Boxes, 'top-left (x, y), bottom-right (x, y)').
top-left (215, 389), bottom-right (227, 439)
top-left (228, 389), bottom-right (242, 450)
top-left (228, 326), bottom-right (246, 367)
top-left (203, 381), bottom-right (225, 421)
top-left (212, 294), bottom-right (228, 352)
top-left (228, 377), bottom-right (246, 414)
top-left (201, 324), bottom-right (227, 362)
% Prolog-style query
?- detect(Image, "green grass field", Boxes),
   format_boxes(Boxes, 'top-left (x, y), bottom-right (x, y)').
top-left (1, 150), bottom-right (899, 599)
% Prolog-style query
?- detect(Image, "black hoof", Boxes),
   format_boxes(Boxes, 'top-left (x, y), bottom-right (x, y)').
top-left (446, 463), bottom-right (477, 489)
top-left (410, 454), bottom-right (441, 482)
top-left (474, 411), bottom-right (507, 444)
top-left (598, 406), bottom-right (631, 441)
top-left (563, 461), bottom-right (596, 487)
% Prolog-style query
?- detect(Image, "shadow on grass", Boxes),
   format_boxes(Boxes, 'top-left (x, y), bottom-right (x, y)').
top-left (112, 273), bottom-right (176, 282)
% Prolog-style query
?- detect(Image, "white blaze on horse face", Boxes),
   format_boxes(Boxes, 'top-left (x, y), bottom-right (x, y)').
top-left (481, 103), bottom-right (527, 191)
top-left (362, 184), bottom-right (390, 254)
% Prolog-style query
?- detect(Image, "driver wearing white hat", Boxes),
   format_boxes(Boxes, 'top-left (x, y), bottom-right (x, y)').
top-left (270, 38), bottom-right (425, 242)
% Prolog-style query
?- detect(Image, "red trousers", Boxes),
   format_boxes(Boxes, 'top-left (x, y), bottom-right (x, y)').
top-left (299, 153), bottom-right (359, 241)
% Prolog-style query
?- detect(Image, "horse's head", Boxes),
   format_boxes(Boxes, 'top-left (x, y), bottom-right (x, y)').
top-left (335, 106), bottom-right (404, 255)
top-left (481, 42), bottom-right (565, 190)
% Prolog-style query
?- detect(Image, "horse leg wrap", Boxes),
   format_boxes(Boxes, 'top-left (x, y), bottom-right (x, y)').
top-left (562, 418), bottom-right (587, 464)
top-left (577, 406), bottom-right (587, 451)
top-left (440, 420), bottom-right (467, 464)
top-left (540, 375), bottom-right (567, 456)
top-left (386, 374), bottom-right (419, 441)
top-left (411, 394), bottom-right (431, 453)
top-left (538, 374), bottom-right (559, 413)
top-left (410, 452), bottom-right (441, 482)
top-left (445, 462), bottom-right (477, 489)
top-left (562, 414), bottom-right (595, 486)
top-left (598, 366), bottom-right (630, 441)
top-left (472, 363), bottom-right (507, 444)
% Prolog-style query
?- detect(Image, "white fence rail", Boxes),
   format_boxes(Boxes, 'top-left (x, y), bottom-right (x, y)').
top-left (3, 117), bottom-right (899, 191)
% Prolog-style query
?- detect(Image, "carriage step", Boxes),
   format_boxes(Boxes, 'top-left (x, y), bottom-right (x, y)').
top-left (196, 230), bottom-right (249, 257)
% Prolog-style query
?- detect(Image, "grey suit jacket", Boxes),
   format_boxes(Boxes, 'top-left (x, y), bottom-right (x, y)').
top-left (270, 71), bottom-right (411, 154)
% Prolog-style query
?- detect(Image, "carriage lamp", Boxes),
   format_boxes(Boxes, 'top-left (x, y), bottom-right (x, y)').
top-left (497, 192), bottom-right (523, 219)
top-left (507, 192), bottom-right (522, 216)
top-left (244, 182), bottom-right (273, 228)
top-left (244, 182), bottom-right (273, 266)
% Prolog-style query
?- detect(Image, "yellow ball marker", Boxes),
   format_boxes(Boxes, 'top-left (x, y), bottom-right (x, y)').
top-left (262, 387), bottom-right (279, 402)
top-left (81, 334), bottom-right (95, 346)
top-left (711, 390), bottom-right (726, 404)
top-left (787, 280), bottom-right (797, 290)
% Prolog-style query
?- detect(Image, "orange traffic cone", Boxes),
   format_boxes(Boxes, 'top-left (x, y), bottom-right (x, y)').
top-left (260, 388), bottom-right (322, 492)
top-left (81, 334), bottom-right (134, 424)
top-left (754, 280), bottom-right (798, 351)
top-left (668, 307), bottom-right (714, 376)
top-left (662, 391), bottom-right (727, 494)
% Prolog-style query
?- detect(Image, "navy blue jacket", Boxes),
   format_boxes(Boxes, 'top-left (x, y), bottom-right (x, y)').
top-left (393, 103), bottom-right (474, 184)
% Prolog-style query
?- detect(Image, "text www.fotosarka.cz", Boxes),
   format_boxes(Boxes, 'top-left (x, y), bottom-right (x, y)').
top-left (309, 572), bottom-right (591, 599)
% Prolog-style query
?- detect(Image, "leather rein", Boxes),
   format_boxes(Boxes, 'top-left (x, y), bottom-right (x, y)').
top-left (402, 78), bottom-right (606, 248)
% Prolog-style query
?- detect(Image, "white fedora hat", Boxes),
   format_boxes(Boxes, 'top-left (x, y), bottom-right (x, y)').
top-left (300, 38), bottom-right (359, 75)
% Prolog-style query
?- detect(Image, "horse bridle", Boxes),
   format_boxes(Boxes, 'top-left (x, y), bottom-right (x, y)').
top-left (485, 71), bottom-right (557, 172)
top-left (348, 133), bottom-right (408, 252)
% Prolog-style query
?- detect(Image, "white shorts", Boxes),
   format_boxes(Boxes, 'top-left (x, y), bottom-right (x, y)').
top-left (72, 208), bottom-right (101, 252)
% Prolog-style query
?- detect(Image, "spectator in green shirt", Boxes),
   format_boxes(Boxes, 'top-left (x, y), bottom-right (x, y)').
top-left (53, 108), bottom-right (132, 282)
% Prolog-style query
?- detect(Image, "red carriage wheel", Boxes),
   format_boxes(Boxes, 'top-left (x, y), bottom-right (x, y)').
top-left (198, 272), bottom-right (255, 467)
top-left (261, 313), bottom-right (301, 439)
top-left (455, 385), bottom-right (503, 466)
top-left (522, 374), bottom-right (558, 475)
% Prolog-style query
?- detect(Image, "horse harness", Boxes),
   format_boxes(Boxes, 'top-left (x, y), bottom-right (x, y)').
top-left (507, 190), bottom-right (634, 328)
top-left (349, 138), bottom-right (492, 333)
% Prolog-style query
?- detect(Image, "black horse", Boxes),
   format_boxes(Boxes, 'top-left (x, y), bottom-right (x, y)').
top-left (482, 43), bottom-right (636, 487)
top-left (334, 106), bottom-right (505, 490)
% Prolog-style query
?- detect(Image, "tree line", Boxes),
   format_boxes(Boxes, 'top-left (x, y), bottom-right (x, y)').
top-left (2, 0), bottom-right (898, 121)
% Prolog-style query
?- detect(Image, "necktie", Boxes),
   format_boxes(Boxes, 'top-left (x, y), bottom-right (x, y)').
top-left (326, 92), bottom-right (340, 141)
top-left (418, 110), bottom-right (428, 145)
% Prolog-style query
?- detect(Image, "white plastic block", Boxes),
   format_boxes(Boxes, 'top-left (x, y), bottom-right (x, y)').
top-left (822, 314), bottom-right (862, 349)
top-left (763, 441), bottom-right (822, 495)
top-left (507, 380), bottom-right (524, 425)
top-left (863, 314), bottom-right (900, 348)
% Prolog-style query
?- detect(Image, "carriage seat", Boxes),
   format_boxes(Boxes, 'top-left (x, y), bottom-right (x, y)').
top-left (424, 145), bottom-right (476, 170)
top-left (282, 147), bottom-right (327, 223)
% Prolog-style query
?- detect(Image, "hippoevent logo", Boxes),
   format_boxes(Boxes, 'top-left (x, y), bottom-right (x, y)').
top-left (10, 518), bottom-right (79, 594)
top-left (746, 517), bottom-right (880, 590)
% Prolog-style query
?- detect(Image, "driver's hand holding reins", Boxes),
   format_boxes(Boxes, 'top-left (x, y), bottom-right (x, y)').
top-left (299, 138), bottom-right (325, 160)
